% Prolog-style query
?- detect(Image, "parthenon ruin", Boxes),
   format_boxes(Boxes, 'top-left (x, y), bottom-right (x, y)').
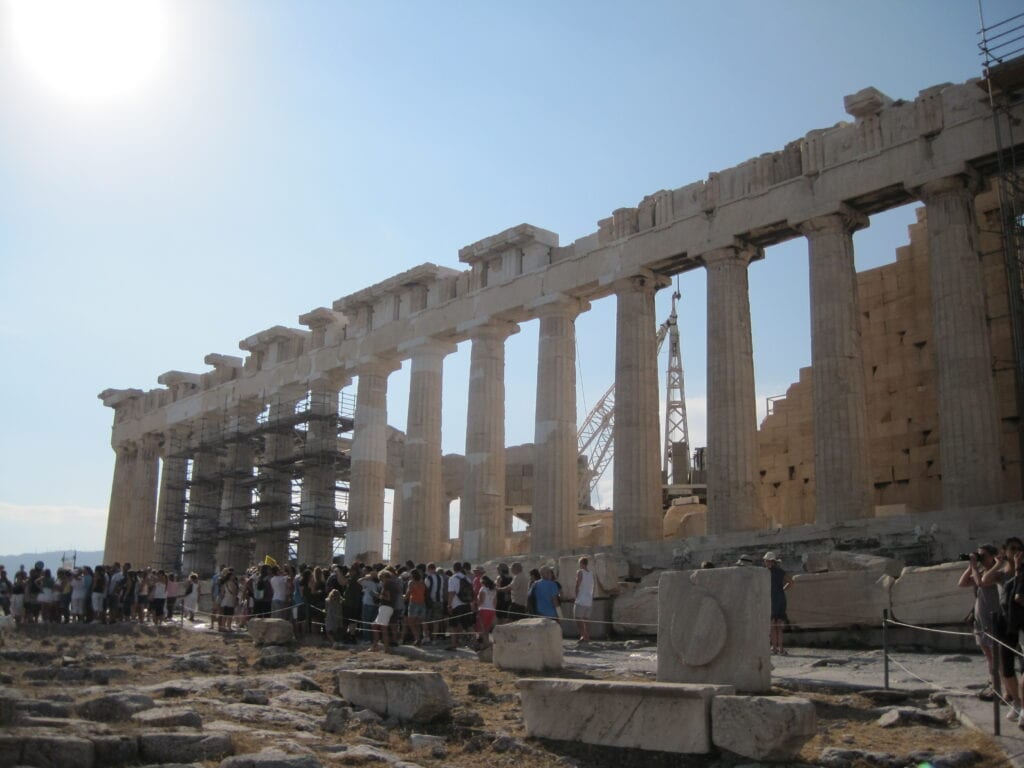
top-left (100, 72), bottom-right (1024, 575)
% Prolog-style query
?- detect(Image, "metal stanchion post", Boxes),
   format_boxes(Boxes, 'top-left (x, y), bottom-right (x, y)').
top-left (992, 611), bottom-right (1002, 736)
top-left (882, 609), bottom-right (889, 690)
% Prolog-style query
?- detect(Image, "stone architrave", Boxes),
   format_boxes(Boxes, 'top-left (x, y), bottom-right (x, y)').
top-left (517, 679), bottom-right (734, 754)
top-left (397, 338), bottom-right (456, 564)
top-left (703, 245), bottom-right (762, 534)
top-left (460, 319), bottom-right (519, 561)
top-left (918, 173), bottom-right (1003, 509)
top-left (612, 274), bottom-right (663, 546)
top-left (216, 399), bottom-right (261, 571)
top-left (797, 208), bottom-right (874, 524)
top-left (297, 375), bottom-right (348, 567)
top-left (347, 357), bottom-right (401, 563)
top-left (657, 567), bottom-right (771, 692)
top-left (153, 430), bottom-right (189, 572)
top-left (531, 295), bottom-right (588, 553)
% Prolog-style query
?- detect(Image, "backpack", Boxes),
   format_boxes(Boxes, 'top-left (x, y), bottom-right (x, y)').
top-left (457, 574), bottom-right (474, 604)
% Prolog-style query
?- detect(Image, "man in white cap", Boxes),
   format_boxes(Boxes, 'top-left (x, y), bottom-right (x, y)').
top-left (763, 551), bottom-right (793, 655)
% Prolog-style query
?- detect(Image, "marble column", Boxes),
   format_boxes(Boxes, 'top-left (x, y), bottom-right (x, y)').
top-left (612, 275), bottom-right (663, 545)
top-left (919, 174), bottom-right (1003, 508)
top-left (347, 358), bottom-right (400, 563)
top-left (254, 388), bottom-right (300, 565)
top-left (531, 296), bottom-right (588, 553)
top-left (297, 377), bottom-right (347, 567)
top-left (154, 431), bottom-right (189, 573)
top-left (397, 338), bottom-right (456, 564)
top-left (704, 245), bottom-right (762, 534)
top-left (103, 441), bottom-right (135, 564)
top-left (183, 421), bottom-right (222, 576)
top-left (798, 209), bottom-right (874, 524)
top-left (216, 400), bottom-right (260, 571)
top-left (461, 319), bottom-right (519, 561)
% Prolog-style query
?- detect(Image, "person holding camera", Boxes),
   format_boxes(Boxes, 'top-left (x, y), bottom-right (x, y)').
top-left (958, 544), bottom-right (1001, 699)
top-left (978, 537), bottom-right (1024, 727)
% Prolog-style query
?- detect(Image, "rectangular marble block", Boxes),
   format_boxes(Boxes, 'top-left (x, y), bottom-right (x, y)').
top-left (657, 567), bottom-right (771, 692)
top-left (517, 679), bottom-right (734, 753)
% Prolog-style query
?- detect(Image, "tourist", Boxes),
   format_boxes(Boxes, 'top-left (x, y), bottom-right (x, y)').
top-left (358, 566), bottom-right (381, 642)
top-left (505, 562), bottom-right (529, 620)
top-left (735, 554), bottom-right (754, 566)
top-left (526, 568), bottom-right (542, 615)
top-left (987, 537), bottom-right (1024, 725)
top-left (574, 557), bottom-right (595, 644)
top-left (403, 568), bottom-right (427, 646)
top-left (70, 568), bottom-right (89, 622)
top-left (310, 567), bottom-right (328, 636)
top-left (90, 565), bottom-right (107, 623)
top-left (341, 565), bottom-right (363, 643)
top-left (528, 567), bottom-right (561, 619)
top-left (182, 572), bottom-right (201, 622)
top-left (0, 566), bottom-right (10, 617)
top-left (495, 563), bottom-right (512, 625)
top-left (423, 562), bottom-right (446, 644)
top-left (764, 552), bottom-right (793, 655)
top-left (476, 575), bottom-right (497, 648)
top-left (252, 565), bottom-right (272, 619)
top-left (269, 566), bottom-right (290, 619)
top-left (370, 568), bottom-right (397, 652)
top-left (324, 588), bottom-right (344, 642)
top-left (165, 572), bottom-right (179, 621)
top-left (958, 544), bottom-right (1001, 699)
top-left (58, 569), bottom-right (72, 623)
top-left (10, 571), bottom-right (26, 624)
top-left (150, 570), bottom-right (168, 626)
top-left (219, 568), bottom-right (239, 632)
top-left (446, 562), bottom-right (475, 650)
top-left (37, 568), bottom-right (57, 623)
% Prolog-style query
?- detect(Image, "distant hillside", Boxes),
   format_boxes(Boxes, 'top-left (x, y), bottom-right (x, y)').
top-left (0, 550), bottom-right (104, 573)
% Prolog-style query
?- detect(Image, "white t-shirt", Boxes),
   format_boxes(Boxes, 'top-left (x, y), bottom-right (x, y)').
top-left (448, 574), bottom-right (470, 608)
top-left (576, 569), bottom-right (594, 607)
top-left (270, 575), bottom-right (289, 602)
top-left (478, 586), bottom-right (496, 611)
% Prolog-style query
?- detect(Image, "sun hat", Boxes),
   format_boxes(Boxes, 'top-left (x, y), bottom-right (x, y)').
top-left (735, 554), bottom-right (754, 566)
top-left (763, 551), bottom-right (778, 562)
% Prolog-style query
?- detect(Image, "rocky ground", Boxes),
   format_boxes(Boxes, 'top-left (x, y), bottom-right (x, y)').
top-left (0, 620), bottom-right (1014, 768)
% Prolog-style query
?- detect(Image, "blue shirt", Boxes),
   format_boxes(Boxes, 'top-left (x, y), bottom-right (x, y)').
top-left (529, 579), bottom-right (560, 618)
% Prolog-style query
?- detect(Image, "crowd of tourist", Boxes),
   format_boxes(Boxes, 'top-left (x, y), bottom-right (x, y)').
top-left (957, 536), bottom-right (1024, 730)
top-left (0, 556), bottom-right (599, 652)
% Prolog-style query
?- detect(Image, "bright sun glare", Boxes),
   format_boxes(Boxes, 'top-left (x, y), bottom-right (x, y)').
top-left (11, 0), bottom-right (167, 103)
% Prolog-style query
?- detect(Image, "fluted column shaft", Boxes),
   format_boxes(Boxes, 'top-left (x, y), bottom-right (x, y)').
top-left (154, 433), bottom-right (189, 572)
top-left (461, 320), bottom-right (518, 561)
top-left (104, 442), bottom-right (134, 563)
top-left (705, 246), bottom-right (761, 534)
top-left (800, 210), bottom-right (874, 523)
top-left (183, 439), bottom-right (221, 577)
top-left (613, 275), bottom-right (663, 544)
top-left (920, 174), bottom-right (1003, 508)
top-left (216, 400), bottom-right (260, 571)
top-left (255, 390), bottom-right (300, 565)
top-left (532, 297), bottom-right (587, 553)
top-left (348, 359), bottom-right (399, 563)
top-left (398, 339), bottom-right (455, 564)
top-left (297, 379), bottom-right (345, 567)
top-left (105, 436), bottom-right (160, 566)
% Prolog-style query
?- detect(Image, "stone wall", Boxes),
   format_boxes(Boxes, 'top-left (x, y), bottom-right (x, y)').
top-left (758, 190), bottom-right (1021, 527)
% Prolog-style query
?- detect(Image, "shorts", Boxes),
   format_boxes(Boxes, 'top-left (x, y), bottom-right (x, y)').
top-left (426, 603), bottom-right (445, 623)
top-left (450, 603), bottom-right (474, 629)
top-left (373, 605), bottom-right (394, 626)
top-left (221, 606), bottom-right (235, 616)
top-left (407, 603), bottom-right (426, 619)
top-left (91, 593), bottom-right (105, 613)
top-left (573, 602), bottom-right (592, 620)
top-left (150, 598), bottom-right (166, 615)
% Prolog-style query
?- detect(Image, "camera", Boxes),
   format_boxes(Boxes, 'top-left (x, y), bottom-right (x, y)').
top-left (957, 553), bottom-right (972, 561)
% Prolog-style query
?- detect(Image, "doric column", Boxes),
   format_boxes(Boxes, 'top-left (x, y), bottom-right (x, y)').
top-left (216, 399), bottom-right (261, 571)
top-left (347, 357), bottom-right (400, 563)
top-left (254, 387), bottom-right (301, 566)
top-left (531, 295), bottom-right (589, 553)
top-left (613, 275), bottom-right (663, 545)
top-left (154, 430), bottom-right (189, 572)
top-left (704, 245), bottom-right (762, 534)
top-left (182, 419), bottom-right (222, 577)
top-left (797, 208), bottom-right (874, 523)
top-left (103, 441), bottom-right (135, 563)
top-left (460, 319), bottom-right (519, 561)
top-left (919, 173), bottom-right (1003, 508)
top-left (297, 375), bottom-right (348, 567)
top-left (397, 338), bottom-right (456, 564)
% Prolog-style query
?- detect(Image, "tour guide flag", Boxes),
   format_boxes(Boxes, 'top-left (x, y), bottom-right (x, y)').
top-left (264, 555), bottom-right (277, 566)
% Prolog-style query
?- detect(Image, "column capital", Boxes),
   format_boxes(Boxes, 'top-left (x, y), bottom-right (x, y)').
top-left (351, 355), bottom-right (402, 379)
top-left (458, 317), bottom-right (520, 343)
top-left (606, 271), bottom-right (671, 295)
top-left (793, 204), bottom-right (869, 237)
top-left (397, 336), bottom-right (458, 359)
top-left (912, 166), bottom-right (981, 202)
top-left (308, 368), bottom-right (351, 392)
top-left (527, 293), bottom-right (591, 319)
top-left (700, 241), bottom-right (762, 268)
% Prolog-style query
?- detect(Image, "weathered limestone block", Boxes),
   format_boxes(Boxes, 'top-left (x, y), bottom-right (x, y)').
top-left (518, 679), bottom-right (734, 753)
top-left (612, 585), bottom-right (659, 635)
top-left (335, 670), bottom-right (452, 723)
top-left (711, 695), bottom-right (817, 761)
top-left (657, 567), bottom-right (771, 692)
top-left (803, 550), bottom-right (903, 577)
top-left (132, 706), bottom-right (203, 728)
top-left (557, 555), bottom-right (579, 599)
top-left (77, 692), bottom-right (156, 721)
top-left (247, 618), bottom-right (296, 646)
top-left (492, 617), bottom-right (563, 671)
top-left (787, 571), bottom-right (893, 627)
top-left (890, 562), bottom-right (974, 625)
top-left (21, 734), bottom-right (96, 768)
top-left (591, 552), bottom-right (627, 597)
top-left (139, 732), bottom-right (233, 763)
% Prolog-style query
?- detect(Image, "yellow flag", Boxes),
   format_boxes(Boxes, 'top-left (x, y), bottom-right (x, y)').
top-left (264, 555), bottom-right (278, 566)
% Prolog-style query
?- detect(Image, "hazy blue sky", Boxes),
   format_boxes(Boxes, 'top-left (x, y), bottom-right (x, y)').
top-left (0, 0), bottom-right (1017, 555)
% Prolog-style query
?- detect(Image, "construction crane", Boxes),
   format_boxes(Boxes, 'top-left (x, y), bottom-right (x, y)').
top-left (577, 287), bottom-right (690, 504)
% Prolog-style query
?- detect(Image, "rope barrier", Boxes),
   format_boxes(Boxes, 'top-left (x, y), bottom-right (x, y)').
top-left (883, 618), bottom-right (976, 638)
